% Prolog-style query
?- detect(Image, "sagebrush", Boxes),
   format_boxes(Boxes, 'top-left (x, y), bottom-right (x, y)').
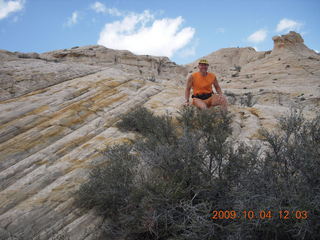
top-left (75, 106), bottom-right (320, 240)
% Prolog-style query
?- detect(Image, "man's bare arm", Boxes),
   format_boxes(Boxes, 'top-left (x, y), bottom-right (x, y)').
top-left (185, 74), bottom-right (193, 103)
top-left (213, 78), bottom-right (222, 95)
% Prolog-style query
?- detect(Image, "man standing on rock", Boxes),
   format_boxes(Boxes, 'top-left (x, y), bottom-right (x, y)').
top-left (184, 59), bottom-right (228, 111)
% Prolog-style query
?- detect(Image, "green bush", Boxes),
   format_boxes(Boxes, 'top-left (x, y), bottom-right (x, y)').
top-left (76, 144), bottom-right (138, 217)
top-left (116, 106), bottom-right (177, 145)
top-left (75, 106), bottom-right (320, 240)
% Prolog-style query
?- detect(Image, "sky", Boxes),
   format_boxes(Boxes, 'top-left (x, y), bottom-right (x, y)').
top-left (0, 0), bottom-right (319, 64)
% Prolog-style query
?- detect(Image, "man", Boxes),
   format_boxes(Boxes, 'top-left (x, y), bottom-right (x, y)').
top-left (184, 59), bottom-right (228, 111)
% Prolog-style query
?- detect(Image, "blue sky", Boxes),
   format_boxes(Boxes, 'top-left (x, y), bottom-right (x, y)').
top-left (0, 0), bottom-right (319, 64)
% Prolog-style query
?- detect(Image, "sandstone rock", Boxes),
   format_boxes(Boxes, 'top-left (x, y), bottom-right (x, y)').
top-left (0, 31), bottom-right (319, 239)
top-left (271, 31), bottom-right (317, 56)
top-left (40, 45), bottom-right (187, 84)
top-left (0, 59), bottom-right (103, 101)
top-left (185, 47), bottom-right (271, 79)
top-left (0, 49), bottom-right (19, 61)
top-left (16, 52), bottom-right (40, 59)
top-left (0, 45), bottom-right (187, 102)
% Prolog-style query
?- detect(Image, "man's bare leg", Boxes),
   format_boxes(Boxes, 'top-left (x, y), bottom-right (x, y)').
top-left (210, 94), bottom-right (228, 112)
top-left (192, 98), bottom-right (208, 109)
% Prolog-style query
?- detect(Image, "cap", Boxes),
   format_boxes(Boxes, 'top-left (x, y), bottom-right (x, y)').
top-left (198, 59), bottom-right (209, 65)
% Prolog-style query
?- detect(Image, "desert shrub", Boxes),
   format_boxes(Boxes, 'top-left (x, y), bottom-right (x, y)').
top-left (75, 106), bottom-right (320, 240)
top-left (240, 92), bottom-right (257, 107)
top-left (76, 144), bottom-right (139, 217)
top-left (116, 106), bottom-right (177, 145)
top-left (229, 108), bottom-right (320, 239)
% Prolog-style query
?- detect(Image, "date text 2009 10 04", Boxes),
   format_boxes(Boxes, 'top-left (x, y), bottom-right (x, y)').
top-left (211, 210), bottom-right (308, 220)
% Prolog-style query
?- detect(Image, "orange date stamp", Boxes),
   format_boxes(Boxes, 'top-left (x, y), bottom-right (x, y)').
top-left (211, 210), bottom-right (308, 220)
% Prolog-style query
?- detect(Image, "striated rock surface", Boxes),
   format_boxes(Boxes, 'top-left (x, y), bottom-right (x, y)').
top-left (187, 31), bottom-right (320, 141)
top-left (0, 45), bottom-right (187, 102)
top-left (0, 31), bottom-right (319, 239)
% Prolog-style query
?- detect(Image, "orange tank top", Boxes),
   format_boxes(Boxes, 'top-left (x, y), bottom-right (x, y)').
top-left (192, 72), bottom-right (216, 95)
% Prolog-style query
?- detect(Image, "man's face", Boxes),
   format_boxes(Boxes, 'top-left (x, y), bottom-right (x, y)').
top-left (198, 63), bottom-right (209, 73)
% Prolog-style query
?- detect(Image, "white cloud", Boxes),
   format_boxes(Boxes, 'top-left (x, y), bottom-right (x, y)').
top-left (253, 46), bottom-right (259, 51)
top-left (314, 49), bottom-right (319, 54)
top-left (66, 11), bottom-right (78, 27)
top-left (276, 18), bottom-right (302, 33)
top-left (247, 29), bottom-right (267, 43)
top-left (91, 1), bottom-right (105, 12)
top-left (0, 0), bottom-right (24, 20)
top-left (97, 10), bottom-right (195, 58)
top-left (216, 27), bottom-right (225, 33)
top-left (91, 1), bottom-right (122, 16)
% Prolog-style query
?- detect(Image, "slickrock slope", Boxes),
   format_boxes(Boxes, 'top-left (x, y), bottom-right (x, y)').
top-left (0, 45), bottom-right (187, 102)
top-left (0, 46), bottom-right (187, 239)
top-left (187, 31), bottom-right (320, 140)
top-left (0, 31), bottom-right (319, 239)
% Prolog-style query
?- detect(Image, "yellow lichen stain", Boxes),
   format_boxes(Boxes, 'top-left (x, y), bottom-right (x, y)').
top-left (2, 78), bottom-right (124, 131)
top-left (239, 111), bottom-right (247, 120)
top-left (95, 136), bottom-right (106, 141)
top-left (43, 88), bottom-right (122, 129)
top-left (87, 78), bottom-right (119, 90)
top-left (81, 143), bottom-right (92, 149)
top-left (101, 77), bottom-right (114, 82)
top-left (103, 80), bottom-right (122, 89)
top-left (0, 83), bottom-right (119, 131)
top-left (0, 125), bottom-right (66, 159)
top-left (55, 110), bottom-right (92, 128)
top-left (247, 107), bottom-right (261, 118)
top-left (4, 105), bottom-right (118, 158)
top-left (43, 125), bottom-right (66, 138)
top-left (52, 88), bottom-right (117, 115)
top-left (62, 152), bottom-right (106, 174)
top-left (31, 105), bottom-right (50, 115)
top-left (117, 138), bottom-right (134, 145)
top-left (31, 196), bottom-right (49, 205)
top-left (62, 151), bottom-right (108, 171)
top-left (21, 182), bottom-right (82, 205)
top-left (103, 118), bottom-right (120, 128)
top-left (54, 134), bottom-right (95, 158)
top-left (0, 190), bottom-right (18, 207)
top-left (24, 88), bottom-right (49, 97)
top-left (0, 89), bottom-right (48, 104)
top-left (34, 160), bottom-right (49, 165)
top-left (249, 131), bottom-right (265, 140)
top-left (146, 101), bottom-right (162, 110)
top-left (89, 93), bottom-right (127, 112)
top-left (98, 137), bottom-right (134, 149)
top-left (0, 105), bottom-right (49, 131)
top-left (90, 151), bottom-right (103, 159)
top-left (72, 87), bottom-right (90, 98)
top-left (64, 157), bottom-right (92, 174)
top-left (0, 80), bottom-right (130, 158)
top-left (51, 182), bottom-right (77, 193)
top-left (64, 165), bottom-right (85, 174)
